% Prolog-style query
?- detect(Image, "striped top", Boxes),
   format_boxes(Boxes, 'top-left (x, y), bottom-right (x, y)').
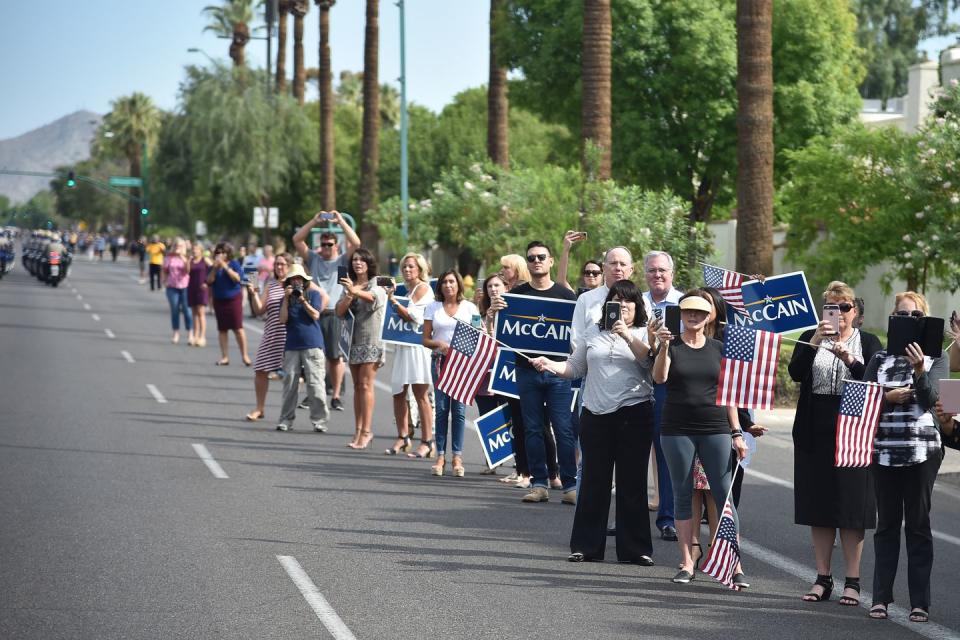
top-left (863, 351), bottom-right (948, 467)
top-left (253, 279), bottom-right (287, 372)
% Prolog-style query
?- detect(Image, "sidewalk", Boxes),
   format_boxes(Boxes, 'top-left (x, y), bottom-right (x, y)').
top-left (756, 409), bottom-right (960, 476)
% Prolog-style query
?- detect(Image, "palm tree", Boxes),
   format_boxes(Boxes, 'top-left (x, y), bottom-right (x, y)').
top-left (276, 0), bottom-right (290, 92)
top-left (100, 93), bottom-right (161, 239)
top-left (291, 0), bottom-right (309, 104)
top-left (581, 0), bottom-right (612, 180)
top-left (315, 0), bottom-right (336, 209)
top-left (360, 0), bottom-right (380, 241)
top-left (202, 0), bottom-right (256, 67)
top-left (487, 0), bottom-right (509, 169)
top-left (734, 0), bottom-right (774, 276)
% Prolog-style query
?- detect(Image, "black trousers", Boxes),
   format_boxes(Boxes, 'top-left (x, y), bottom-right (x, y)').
top-left (570, 401), bottom-right (654, 561)
top-left (872, 452), bottom-right (941, 609)
top-left (505, 397), bottom-right (557, 478)
top-left (149, 263), bottom-right (162, 290)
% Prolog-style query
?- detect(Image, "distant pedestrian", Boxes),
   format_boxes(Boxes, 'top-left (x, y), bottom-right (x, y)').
top-left (145, 235), bottom-right (165, 291)
top-left (187, 241), bottom-right (212, 346)
top-left (161, 238), bottom-right (192, 344)
top-left (207, 242), bottom-right (251, 367)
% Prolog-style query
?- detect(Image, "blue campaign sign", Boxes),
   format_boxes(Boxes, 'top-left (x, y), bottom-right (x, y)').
top-left (379, 296), bottom-right (425, 347)
top-left (488, 349), bottom-right (519, 399)
top-left (473, 403), bottom-right (515, 468)
top-left (494, 293), bottom-right (576, 357)
top-left (730, 270), bottom-right (819, 334)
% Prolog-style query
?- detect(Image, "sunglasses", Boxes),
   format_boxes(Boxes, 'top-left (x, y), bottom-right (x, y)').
top-left (320, 242), bottom-right (336, 248)
top-left (894, 310), bottom-right (924, 318)
top-left (831, 303), bottom-right (855, 313)
top-left (583, 270), bottom-right (602, 277)
top-left (526, 254), bottom-right (549, 263)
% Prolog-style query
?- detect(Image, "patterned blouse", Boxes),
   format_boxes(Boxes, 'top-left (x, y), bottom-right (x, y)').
top-left (811, 330), bottom-right (865, 395)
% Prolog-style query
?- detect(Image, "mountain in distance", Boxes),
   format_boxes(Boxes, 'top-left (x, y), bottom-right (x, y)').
top-left (0, 110), bottom-right (101, 204)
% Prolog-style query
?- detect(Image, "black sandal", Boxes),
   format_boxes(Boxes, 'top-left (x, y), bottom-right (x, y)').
top-left (406, 439), bottom-right (436, 459)
top-left (909, 608), bottom-right (929, 623)
top-left (384, 436), bottom-right (412, 455)
top-left (802, 574), bottom-right (833, 602)
top-left (838, 577), bottom-right (860, 606)
top-left (869, 603), bottom-right (888, 619)
top-left (568, 552), bottom-right (586, 562)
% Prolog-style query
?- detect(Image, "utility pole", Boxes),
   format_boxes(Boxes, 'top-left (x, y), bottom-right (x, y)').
top-left (397, 0), bottom-right (409, 247)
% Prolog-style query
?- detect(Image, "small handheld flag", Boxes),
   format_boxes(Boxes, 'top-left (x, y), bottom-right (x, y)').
top-left (436, 321), bottom-right (498, 405)
top-left (703, 264), bottom-right (747, 316)
top-left (716, 325), bottom-right (782, 410)
top-left (835, 381), bottom-right (884, 467)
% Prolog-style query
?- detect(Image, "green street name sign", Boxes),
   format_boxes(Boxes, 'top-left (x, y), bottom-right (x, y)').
top-left (108, 176), bottom-right (143, 188)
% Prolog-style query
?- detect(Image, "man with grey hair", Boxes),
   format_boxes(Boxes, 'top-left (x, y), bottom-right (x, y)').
top-left (572, 246), bottom-right (651, 340)
top-left (643, 250), bottom-right (683, 541)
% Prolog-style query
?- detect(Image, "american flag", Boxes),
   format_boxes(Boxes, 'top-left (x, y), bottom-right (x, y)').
top-left (702, 496), bottom-right (741, 591)
top-left (716, 325), bottom-right (782, 410)
top-left (835, 381), bottom-right (884, 467)
top-left (437, 321), bottom-right (499, 405)
top-left (703, 264), bottom-right (748, 315)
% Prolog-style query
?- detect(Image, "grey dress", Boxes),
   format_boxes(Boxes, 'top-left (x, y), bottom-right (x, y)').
top-left (346, 281), bottom-right (387, 364)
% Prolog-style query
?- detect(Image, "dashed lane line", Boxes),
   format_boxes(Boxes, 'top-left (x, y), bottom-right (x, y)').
top-left (82, 303), bottom-right (91, 310)
top-left (145, 384), bottom-right (167, 404)
top-left (191, 444), bottom-right (229, 479)
top-left (121, 350), bottom-right (135, 363)
top-left (104, 329), bottom-right (115, 339)
top-left (276, 555), bottom-right (358, 640)
top-left (91, 314), bottom-right (100, 322)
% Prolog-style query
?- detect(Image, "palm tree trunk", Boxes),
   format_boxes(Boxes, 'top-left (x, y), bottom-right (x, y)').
top-left (487, 0), bottom-right (509, 169)
top-left (317, 1), bottom-right (337, 209)
top-left (359, 0), bottom-right (381, 248)
top-left (230, 23), bottom-right (250, 67)
top-left (293, 4), bottom-right (307, 104)
top-left (581, 0), bottom-right (612, 181)
top-left (276, 2), bottom-right (289, 93)
top-left (735, 0), bottom-right (774, 276)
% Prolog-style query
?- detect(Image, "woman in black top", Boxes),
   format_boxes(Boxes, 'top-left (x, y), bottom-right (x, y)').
top-left (653, 290), bottom-right (749, 585)
top-left (790, 281), bottom-right (882, 606)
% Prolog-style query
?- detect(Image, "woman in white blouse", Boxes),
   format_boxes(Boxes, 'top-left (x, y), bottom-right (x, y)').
top-left (531, 280), bottom-right (657, 565)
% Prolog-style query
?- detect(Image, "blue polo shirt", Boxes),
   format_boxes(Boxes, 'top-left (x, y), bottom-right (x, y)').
top-left (285, 289), bottom-right (326, 351)
top-left (211, 259), bottom-right (242, 299)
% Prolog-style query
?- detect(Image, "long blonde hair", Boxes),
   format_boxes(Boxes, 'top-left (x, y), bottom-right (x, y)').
top-left (499, 254), bottom-right (531, 287)
top-left (400, 252), bottom-right (430, 283)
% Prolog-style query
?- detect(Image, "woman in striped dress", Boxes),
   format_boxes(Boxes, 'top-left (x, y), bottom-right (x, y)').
top-left (245, 253), bottom-right (292, 422)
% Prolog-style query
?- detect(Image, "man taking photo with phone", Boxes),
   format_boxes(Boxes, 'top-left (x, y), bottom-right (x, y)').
top-left (293, 210), bottom-right (361, 411)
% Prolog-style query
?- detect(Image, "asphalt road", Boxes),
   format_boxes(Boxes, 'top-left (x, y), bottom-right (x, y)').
top-left (3, 256), bottom-right (960, 640)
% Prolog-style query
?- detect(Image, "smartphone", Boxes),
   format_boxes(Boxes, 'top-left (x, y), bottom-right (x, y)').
top-left (242, 266), bottom-right (258, 286)
top-left (376, 276), bottom-right (394, 288)
top-left (470, 314), bottom-right (483, 329)
top-left (665, 305), bottom-right (681, 338)
top-left (320, 212), bottom-right (336, 220)
top-left (653, 308), bottom-right (663, 321)
top-left (823, 304), bottom-right (840, 335)
top-left (337, 266), bottom-right (349, 281)
top-left (951, 310), bottom-right (958, 329)
top-left (579, 231), bottom-right (588, 239)
top-left (604, 301), bottom-right (622, 330)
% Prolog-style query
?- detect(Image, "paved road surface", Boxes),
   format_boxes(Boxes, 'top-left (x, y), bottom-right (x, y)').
top-left (3, 257), bottom-right (960, 639)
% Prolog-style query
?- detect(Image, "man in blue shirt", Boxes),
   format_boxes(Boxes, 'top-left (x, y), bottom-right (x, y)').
top-left (276, 264), bottom-right (330, 432)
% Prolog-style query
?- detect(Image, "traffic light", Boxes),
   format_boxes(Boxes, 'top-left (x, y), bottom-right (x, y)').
top-left (66, 171), bottom-right (76, 188)
top-left (140, 206), bottom-right (149, 216)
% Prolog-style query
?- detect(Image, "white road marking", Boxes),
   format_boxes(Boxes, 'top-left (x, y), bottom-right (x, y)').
top-left (191, 443), bottom-right (229, 479)
top-left (76, 294), bottom-right (82, 300)
top-left (71, 288), bottom-right (77, 293)
top-left (104, 329), bottom-right (115, 339)
top-left (91, 314), bottom-right (100, 322)
top-left (145, 384), bottom-right (167, 404)
top-left (121, 350), bottom-right (135, 363)
top-left (742, 538), bottom-right (960, 640)
top-left (82, 303), bottom-right (91, 310)
top-left (745, 467), bottom-right (960, 549)
top-left (276, 556), bottom-right (358, 640)
top-left (245, 324), bottom-right (263, 335)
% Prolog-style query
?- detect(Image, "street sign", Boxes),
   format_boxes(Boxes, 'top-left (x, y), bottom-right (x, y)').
top-left (253, 207), bottom-right (278, 229)
top-left (108, 176), bottom-right (143, 188)
top-left (195, 221), bottom-right (207, 236)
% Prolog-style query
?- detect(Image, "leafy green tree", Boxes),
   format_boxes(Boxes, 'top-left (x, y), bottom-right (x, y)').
top-left (781, 80), bottom-right (960, 294)
top-left (854, 0), bottom-right (959, 105)
top-left (496, 0), bottom-right (864, 222)
top-left (203, 0), bottom-right (258, 67)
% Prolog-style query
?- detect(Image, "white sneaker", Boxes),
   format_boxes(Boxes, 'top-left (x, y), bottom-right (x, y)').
top-left (276, 423), bottom-right (290, 432)
top-left (312, 420), bottom-right (328, 433)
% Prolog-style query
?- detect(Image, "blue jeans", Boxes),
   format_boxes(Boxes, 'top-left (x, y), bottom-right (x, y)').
top-left (653, 383), bottom-right (675, 529)
top-left (516, 366), bottom-right (577, 491)
top-left (165, 287), bottom-right (192, 331)
top-left (432, 355), bottom-right (465, 456)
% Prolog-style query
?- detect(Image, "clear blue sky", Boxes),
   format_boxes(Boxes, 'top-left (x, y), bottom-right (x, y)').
top-left (0, 0), bottom-right (489, 140)
top-left (0, 2), bottom-right (957, 141)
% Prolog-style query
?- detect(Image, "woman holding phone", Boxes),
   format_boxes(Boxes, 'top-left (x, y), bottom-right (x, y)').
top-left (531, 281), bottom-right (656, 565)
top-left (385, 253), bottom-right (435, 457)
top-left (789, 281), bottom-right (882, 606)
top-left (335, 248), bottom-right (387, 449)
top-left (863, 292), bottom-right (948, 623)
top-left (207, 242), bottom-right (251, 366)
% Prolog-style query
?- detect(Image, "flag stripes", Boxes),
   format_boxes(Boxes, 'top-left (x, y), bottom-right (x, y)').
top-left (835, 382), bottom-right (884, 467)
top-left (716, 325), bottom-right (782, 410)
top-left (436, 321), bottom-right (498, 405)
top-left (703, 264), bottom-right (747, 315)
top-left (702, 497), bottom-right (741, 591)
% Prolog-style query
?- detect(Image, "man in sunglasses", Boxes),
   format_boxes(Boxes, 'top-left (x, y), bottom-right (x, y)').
top-left (509, 241), bottom-right (579, 505)
top-left (293, 210), bottom-right (361, 411)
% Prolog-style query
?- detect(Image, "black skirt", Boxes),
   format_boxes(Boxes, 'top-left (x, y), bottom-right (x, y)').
top-left (794, 394), bottom-right (877, 529)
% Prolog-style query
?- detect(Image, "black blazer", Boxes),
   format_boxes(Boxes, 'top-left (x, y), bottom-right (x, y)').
top-left (788, 329), bottom-right (883, 452)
